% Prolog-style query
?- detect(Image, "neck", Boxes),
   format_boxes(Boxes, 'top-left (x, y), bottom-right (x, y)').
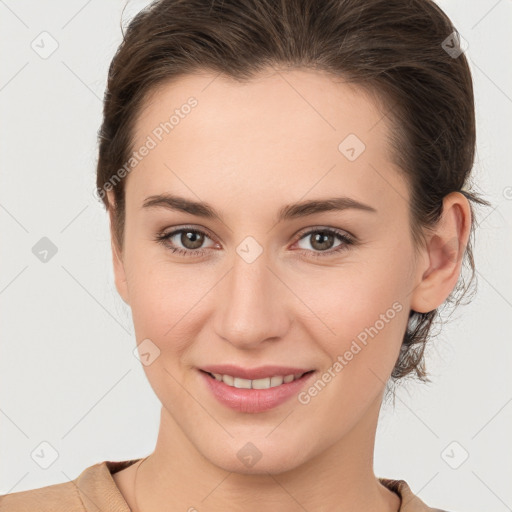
top-left (134, 392), bottom-right (400, 512)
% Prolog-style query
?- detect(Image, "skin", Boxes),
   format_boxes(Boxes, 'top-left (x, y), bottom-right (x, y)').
top-left (107, 67), bottom-right (471, 512)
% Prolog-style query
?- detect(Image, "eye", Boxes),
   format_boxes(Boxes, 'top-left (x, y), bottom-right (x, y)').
top-left (154, 226), bottom-right (217, 257)
top-left (293, 227), bottom-right (355, 258)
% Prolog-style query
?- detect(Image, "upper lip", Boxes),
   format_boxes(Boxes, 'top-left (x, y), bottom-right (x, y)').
top-left (199, 364), bottom-right (314, 380)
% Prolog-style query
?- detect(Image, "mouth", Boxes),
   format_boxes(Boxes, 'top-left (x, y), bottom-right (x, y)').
top-left (200, 369), bottom-right (315, 389)
top-left (198, 368), bottom-right (317, 413)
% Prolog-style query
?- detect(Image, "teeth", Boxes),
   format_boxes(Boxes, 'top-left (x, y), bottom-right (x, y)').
top-left (234, 377), bottom-right (252, 389)
top-left (210, 372), bottom-right (308, 389)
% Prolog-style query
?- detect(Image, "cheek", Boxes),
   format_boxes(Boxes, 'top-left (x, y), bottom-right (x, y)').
top-left (124, 248), bottom-right (213, 346)
top-left (302, 273), bottom-right (409, 420)
top-left (305, 256), bottom-right (410, 371)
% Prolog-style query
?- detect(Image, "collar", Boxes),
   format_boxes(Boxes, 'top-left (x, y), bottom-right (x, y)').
top-left (378, 477), bottom-right (438, 511)
top-left (74, 459), bottom-right (437, 512)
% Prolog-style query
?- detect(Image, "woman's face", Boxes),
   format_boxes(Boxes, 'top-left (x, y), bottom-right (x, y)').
top-left (110, 68), bottom-right (426, 473)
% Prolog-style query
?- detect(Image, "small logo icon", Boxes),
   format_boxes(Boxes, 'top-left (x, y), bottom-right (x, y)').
top-left (236, 236), bottom-right (263, 264)
top-left (441, 440), bottom-right (469, 469)
top-left (133, 338), bottom-right (161, 366)
top-left (441, 31), bottom-right (469, 58)
top-left (31, 441), bottom-right (59, 469)
top-left (338, 133), bottom-right (366, 161)
top-left (237, 442), bottom-right (263, 468)
top-left (31, 31), bottom-right (59, 59)
top-left (32, 237), bottom-right (58, 263)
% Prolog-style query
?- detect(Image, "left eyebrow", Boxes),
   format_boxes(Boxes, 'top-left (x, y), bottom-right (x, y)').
top-left (141, 193), bottom-right (377, 223)
top-left (277, 197), bottom-right (377, 221)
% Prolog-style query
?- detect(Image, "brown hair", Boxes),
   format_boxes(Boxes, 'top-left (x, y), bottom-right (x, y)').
top-left (96, 0), bottom-right (491, 384)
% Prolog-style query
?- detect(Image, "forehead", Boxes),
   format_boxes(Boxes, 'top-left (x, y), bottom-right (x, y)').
top-left (127, 68), bottom-right (408, 217)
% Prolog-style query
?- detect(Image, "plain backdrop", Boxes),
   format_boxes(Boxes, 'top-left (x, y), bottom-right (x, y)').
top-left (0, 1), bottom-right (511, 511)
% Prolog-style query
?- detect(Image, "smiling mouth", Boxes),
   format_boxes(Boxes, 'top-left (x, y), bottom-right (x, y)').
top-left (200, 369), bottom-right (315, 390)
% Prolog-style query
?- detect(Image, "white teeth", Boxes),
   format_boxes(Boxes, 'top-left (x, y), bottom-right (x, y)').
top-left (270, 376), bottom-right (284, 387)
top-left (233, 377), bottom-right (252, 389)
top-left (252, 377), bottom-right (271, 389)
top-left (222, 374), bottom-right (234, 386)
top-left (210, 372), bottom-right (308, 389)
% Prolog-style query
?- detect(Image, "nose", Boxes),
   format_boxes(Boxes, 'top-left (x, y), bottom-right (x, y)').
top-left (213, 251), bottom-right (290, 350)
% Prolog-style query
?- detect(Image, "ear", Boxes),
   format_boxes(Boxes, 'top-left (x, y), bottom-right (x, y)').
top-left (410, 191), bottom-right (472, 314)
top-left (106, 190), bottom-right (130, 305)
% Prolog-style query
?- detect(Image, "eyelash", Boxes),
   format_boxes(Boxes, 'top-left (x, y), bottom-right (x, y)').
top-left (154, 225), bottom-right (355, 259)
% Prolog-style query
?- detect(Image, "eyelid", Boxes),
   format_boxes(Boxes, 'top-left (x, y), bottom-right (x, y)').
top-left (294, 225), bottom-right (354, 240)
top-left (158, 224), bottom-right (218, 242)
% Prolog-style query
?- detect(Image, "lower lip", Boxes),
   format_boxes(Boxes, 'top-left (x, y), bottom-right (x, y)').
top-left (199, 370), bottom-right (316, 413)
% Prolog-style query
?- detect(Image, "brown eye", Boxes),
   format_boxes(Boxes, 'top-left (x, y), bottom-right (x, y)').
top-left (155, 227), bottom-right (216, 257)
top-left (295, 228), bottom-right (355, 258)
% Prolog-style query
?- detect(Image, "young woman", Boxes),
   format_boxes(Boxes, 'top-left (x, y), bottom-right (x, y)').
top-left (1, 0), bottom-right (490, 510)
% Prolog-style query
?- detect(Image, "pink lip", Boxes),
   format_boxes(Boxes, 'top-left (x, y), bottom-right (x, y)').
top-left (198, 369), bottom-right (316, 413)
top-left (199, 364), bottom-right (313, 380)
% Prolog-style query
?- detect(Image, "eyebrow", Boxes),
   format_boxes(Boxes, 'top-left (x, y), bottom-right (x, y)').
top-left (142, 193), bottom-right (377, 222)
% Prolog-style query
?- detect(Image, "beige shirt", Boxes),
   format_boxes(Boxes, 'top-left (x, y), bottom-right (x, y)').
top-left (0, 458), bottom-right (450, 511)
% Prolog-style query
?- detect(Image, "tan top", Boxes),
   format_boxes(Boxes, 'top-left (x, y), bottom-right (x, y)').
top-left (0, 458), bottom-right (449, 511)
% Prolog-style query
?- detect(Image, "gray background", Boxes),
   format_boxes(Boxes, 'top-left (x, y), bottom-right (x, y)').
top-left (0, 1), bottom-right (511, 511)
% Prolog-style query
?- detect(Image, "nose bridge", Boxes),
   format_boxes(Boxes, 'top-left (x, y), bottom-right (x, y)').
top-left (214, 244), bottom-right (288, 349)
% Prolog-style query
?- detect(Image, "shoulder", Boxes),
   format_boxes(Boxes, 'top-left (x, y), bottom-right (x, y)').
top-left (0, 479), bottom-right (82, 512)
top-left (379, 477), bottom-right (453, 512)
top-left (0, 459), bottom-right (138, 512)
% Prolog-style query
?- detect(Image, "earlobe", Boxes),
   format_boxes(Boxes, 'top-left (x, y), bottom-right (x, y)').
top-left (107, 191), bottom-right (130, 306)
top-left (409, 192), bottom-right (471, 314)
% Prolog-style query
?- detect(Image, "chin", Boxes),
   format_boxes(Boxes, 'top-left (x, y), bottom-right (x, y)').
top-left (201, 436), bottom-right (310, 476)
